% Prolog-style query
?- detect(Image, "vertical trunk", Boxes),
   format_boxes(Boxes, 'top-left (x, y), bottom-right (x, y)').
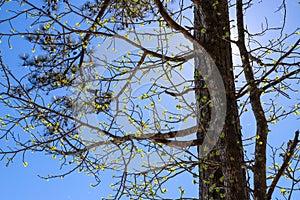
top-left (236, 0), bottom-right (268, 199)
top-left (194, 0), bottom-right (248, 199)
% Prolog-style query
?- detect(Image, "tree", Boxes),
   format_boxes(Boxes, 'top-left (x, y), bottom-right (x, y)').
top-left (0, 0), bottom-right (299, 199)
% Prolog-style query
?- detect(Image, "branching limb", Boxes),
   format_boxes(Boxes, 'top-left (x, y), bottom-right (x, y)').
top-left (266, 130), bottom-right (300, 200)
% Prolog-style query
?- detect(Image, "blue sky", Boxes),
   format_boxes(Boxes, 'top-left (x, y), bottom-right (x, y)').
top-left (0, 0), bottom-right (299, 199)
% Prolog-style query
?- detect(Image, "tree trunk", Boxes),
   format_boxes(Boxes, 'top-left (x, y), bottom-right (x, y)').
top-left (194, 0), bottom-right (248, 199)
top-left (235, 1), bottom-right (268, 199)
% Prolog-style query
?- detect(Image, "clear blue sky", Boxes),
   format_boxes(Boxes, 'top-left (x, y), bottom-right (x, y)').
top-left (0, 1), bottom-right (299, 199)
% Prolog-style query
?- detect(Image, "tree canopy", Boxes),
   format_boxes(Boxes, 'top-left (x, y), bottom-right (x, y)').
top-left (0, 0), bottom-right (299, 199)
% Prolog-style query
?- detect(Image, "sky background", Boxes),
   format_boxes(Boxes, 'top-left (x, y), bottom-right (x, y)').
top-left (0, 0), bottom-right (299, 199)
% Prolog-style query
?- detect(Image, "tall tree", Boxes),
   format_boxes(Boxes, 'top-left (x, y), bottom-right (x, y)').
top-left (0, 0), bottom-right (299, 199)
top-left (193, 0), bottom-right (247, 199)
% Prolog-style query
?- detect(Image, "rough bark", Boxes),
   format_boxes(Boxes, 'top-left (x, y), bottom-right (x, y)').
top-left (194, 0), bottom-right (248, 199)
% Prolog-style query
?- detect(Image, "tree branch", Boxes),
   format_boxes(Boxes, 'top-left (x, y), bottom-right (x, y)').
top-left (266, 130), bottom-right (300, 200)
top-left (153, 0), bottom-right (200, 45)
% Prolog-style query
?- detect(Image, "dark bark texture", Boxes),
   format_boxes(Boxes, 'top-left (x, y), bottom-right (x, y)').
top-left (194, 0), bottom-right (248, 199)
